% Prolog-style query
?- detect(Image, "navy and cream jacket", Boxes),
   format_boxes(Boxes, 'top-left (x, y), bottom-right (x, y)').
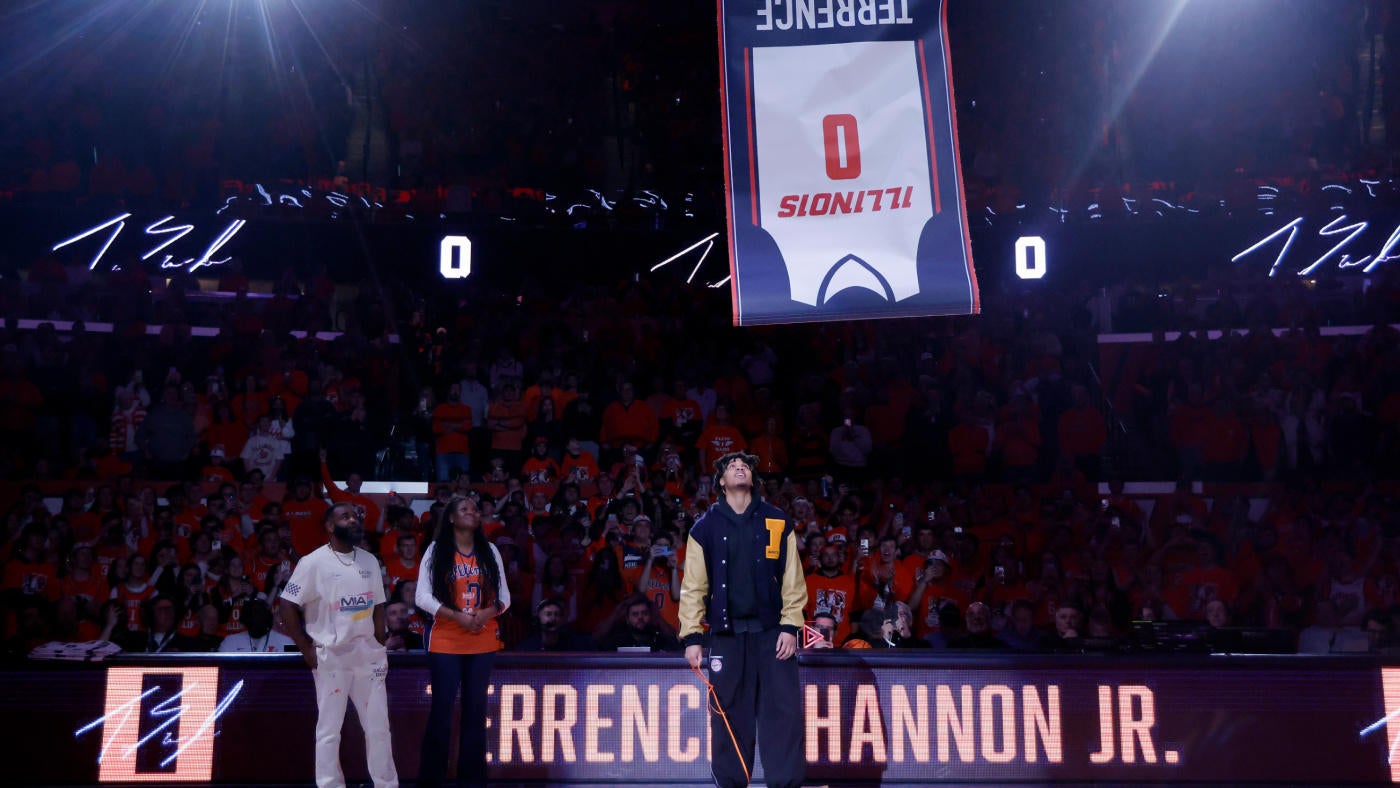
top-left (678, 496), bottom-right (808, 648)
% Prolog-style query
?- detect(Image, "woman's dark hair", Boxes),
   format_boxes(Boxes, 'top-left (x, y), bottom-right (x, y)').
top-left (429, 496), bottom-right (502, 613)
top-left (105, 555), bottom-right (129, 587)
top-left (539, 554), bottom-right (570, 587)
top-left (586, 544), bottom-right (623, 600)
top-left (184, 590), bottom-right (215, 619)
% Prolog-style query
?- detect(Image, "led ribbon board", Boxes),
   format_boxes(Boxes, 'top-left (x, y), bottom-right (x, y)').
top-left (5, 657), bottom-right (1400, 784)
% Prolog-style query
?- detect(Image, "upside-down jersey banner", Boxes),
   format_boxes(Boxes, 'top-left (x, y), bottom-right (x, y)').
top-left (718, 0), bottom-right (979, 326)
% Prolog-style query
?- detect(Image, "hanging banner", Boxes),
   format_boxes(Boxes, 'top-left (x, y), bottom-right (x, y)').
top-left (718, 0), bottom-right (979, 326)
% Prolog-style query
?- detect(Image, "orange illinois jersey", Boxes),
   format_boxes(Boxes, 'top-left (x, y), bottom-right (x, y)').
top-left (428, 550), bottom-right (503, 655)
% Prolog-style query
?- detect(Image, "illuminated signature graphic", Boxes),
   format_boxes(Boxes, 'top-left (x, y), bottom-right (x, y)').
top-left (52, 214), bottom-right (247, 273)
top-left (1231, 215), bottom-right (1400, 277)
top-left (1361, 667), bottom-right (1400, 782)
top-left (74, 667), bottom-right (242, 782)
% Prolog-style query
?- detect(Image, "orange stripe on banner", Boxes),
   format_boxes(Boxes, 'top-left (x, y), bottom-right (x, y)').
top-left (1382, 667), bottom-right (1400, 782)
top-left (916, 40), bottom-right (941, 215)
top-left (714, 1), bottom-right (740, 324)
top-left (744, 48), bottom-right (758, 227)
top-left (940, 0), bottom-right (980, 313)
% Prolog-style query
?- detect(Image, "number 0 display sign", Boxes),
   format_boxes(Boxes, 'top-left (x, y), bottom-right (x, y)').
top-left (718, 0), bottom-right (978, 326)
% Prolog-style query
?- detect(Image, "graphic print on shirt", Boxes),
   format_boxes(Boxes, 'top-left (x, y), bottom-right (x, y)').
top-left (335, 588), bottom-right (377, 621)
top-left (814, 587), bottom-right (848, 626)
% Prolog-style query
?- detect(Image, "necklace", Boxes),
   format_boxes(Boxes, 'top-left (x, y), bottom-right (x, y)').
top-left (333, 547), bottom-right (356, 567)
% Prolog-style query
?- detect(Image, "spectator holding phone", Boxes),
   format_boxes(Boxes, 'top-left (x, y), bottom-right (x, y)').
top-left (633, 531), bottom-right (682, 631)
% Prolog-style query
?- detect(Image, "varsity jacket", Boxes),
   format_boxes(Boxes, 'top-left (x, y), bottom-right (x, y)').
top-left (678, 496), bottom-right (808, 648)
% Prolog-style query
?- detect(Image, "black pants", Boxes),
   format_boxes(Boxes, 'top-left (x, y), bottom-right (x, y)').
top-left (706, 628), bottom-right (805, 788)
top-left (420, 651), bottom-right (495, 788)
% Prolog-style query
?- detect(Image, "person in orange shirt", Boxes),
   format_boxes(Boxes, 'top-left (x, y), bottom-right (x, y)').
top-left (522, 372), bottom-right (564, 422)
top-left (320, 451), bottom-right (383, 531)
top-left (1057, 384), bottom-right (1107, 479)
top-left (631, 531), bottom-right (681, 631)
top-left (695, 402), bottom-right (747, 470)
top-left (384, 532), bottom-right (421, 594)
top-left (487, 381), bottom-right (529, 472)
top-left (3, 526), bottom-right (59, 601)
top-left (414, 496), bottom-right (510, 788)
top-left (805, 545), bottom-right (858, 644)
top-left (200, 446), bottom-right (237, 484)
top-left (111, 554), bottom-right (157, 632)
top-left (559, 438), bottom-right (601, 484)
top-left (856, 535), bottom-right (915, 611)
top-left (751, 416), bottom-right (789, 475)
top-left (283, 477), bottom-right (330, 558)
top-left (659, 378), bottom-right (704, 448)
top-left (520, 438), bottom-right (559, 485)
top-left (245, 525), bottom-right (289, 591)
top-left (60, 545), bottom-right (109, 617)
top-left (907, 551), bottom-right (969, 639)
top-left (600, 381), bottom-right (659, 455)
top-left (432, 383), bottom-right (474, 482)
top-left (947, 414), bottom-right (990, 478)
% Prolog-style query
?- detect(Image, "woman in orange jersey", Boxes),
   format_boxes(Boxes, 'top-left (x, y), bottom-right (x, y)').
top-left (415, 496), bottom-right (511, 788)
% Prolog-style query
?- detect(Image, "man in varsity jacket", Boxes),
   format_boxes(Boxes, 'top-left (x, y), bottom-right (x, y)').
top-left (679, 452), bottom-right (807, 788)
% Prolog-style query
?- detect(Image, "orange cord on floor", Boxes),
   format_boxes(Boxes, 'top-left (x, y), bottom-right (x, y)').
top-left (690, 661), bottom-right (750, 784)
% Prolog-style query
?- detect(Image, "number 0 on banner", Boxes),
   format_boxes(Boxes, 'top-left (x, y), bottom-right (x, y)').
top-left (822, 114), bottom-right (862, 181)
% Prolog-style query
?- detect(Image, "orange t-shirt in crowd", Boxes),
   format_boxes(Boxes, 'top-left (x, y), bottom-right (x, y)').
top-left (429, 551), bottom-right (504, 655)
top-left (696, 424), bottom-right (747, 470)
top-left (662, 397), bottom-right (704, 426)
top-left (560, 452), bottom-right (601, 483)
top-left (284, 497), bottom-right (330, 558)
top-left (806, 571), bottom-right (858, 644)
top-left (432, 403), bottom-right (474, 455)
top-left (60, 573), bottom-right (109, 607)
top-left (3, 559), bottom-right (59, 600)
top-left (857, 560), bottom-right (915, 610)
top-left (521, 456), bottom-right (559, 485)
top-left (113, 582), bottom-right (156, 630)
top-left (246, 553), bottom-right (286, 591)
top-left (200, 465), bottom-right (236, 485)
top-left (380, 527), bottom-right (424, 560)
top-left (488, 400), bottom-right (528, 452)
top-left (177, 608), bottom-right (201, 638)
top-left (321, 462), bottom-right (382, 531)
top-left (636, 564), bottom-right (680, 632)
top-left (601, 400), bottom-right (660, 447)
top-left (219, 602), bottom-right (247, 637)
top-left (911, 579), bottom-right (970, 639)
top-left (384, 553), bottom-right (420, 592)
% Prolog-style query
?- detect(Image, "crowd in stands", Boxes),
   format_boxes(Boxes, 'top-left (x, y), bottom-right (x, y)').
top-left (4, 247), bottom-right (1400, 659)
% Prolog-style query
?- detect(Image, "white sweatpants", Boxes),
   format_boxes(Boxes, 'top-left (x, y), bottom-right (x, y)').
top-left (313, 655), bottom-right (399, 788)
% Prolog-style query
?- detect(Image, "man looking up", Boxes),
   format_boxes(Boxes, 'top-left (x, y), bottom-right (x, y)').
top-left (679, 452), bottom-right (807, 788)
